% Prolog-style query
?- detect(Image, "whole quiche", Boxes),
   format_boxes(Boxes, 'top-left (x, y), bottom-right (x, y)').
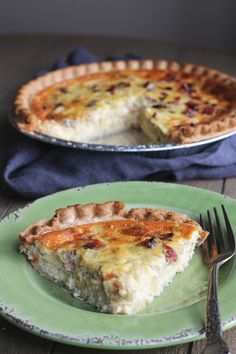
top-left (14, 60), bottom-right (236, 144)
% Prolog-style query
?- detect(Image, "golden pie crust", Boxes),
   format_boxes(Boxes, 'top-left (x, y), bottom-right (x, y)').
top-left (14, 60), bottom-right (236, 144)
top-left (19, 200), bottom-right (208, 250)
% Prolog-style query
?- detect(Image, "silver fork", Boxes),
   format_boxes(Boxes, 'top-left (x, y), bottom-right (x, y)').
top-left (199, 205), bottom-right (235, 354)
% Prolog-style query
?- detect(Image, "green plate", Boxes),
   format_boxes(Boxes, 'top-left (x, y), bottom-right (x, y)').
top-left (0, 182), bottom-right (236, 350)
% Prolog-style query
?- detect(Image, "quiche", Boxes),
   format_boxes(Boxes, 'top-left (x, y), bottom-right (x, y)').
top-left (19, 201), bottom-right (208, 315)
top-left (14, 60), bottom-right (236, 145)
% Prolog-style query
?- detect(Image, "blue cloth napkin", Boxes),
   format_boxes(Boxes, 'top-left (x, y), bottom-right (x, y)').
top-left (3, 48), bottom-right (236, 199)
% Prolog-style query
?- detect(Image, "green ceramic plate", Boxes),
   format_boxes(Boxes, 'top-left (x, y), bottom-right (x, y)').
top-left (0, 182), bottom-right (236, 350)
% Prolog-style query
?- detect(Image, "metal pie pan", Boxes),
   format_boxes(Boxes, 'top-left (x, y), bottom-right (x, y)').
top-left (9, 111), bottom-right (236, 157)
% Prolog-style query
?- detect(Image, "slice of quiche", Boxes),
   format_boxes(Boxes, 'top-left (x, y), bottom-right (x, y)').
top-left (19, 201), bottom-right (208, 315)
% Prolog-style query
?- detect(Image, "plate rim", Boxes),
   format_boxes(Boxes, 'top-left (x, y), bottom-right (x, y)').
top-left (1, 181), bottom-right (236, 349)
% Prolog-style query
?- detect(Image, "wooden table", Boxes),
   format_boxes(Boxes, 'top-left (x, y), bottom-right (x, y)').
top-left (0, 35), bottom-right (236, 354)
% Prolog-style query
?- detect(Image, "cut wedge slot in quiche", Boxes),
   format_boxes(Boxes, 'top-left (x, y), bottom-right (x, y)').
top-left (19, 201), bottom-right (208, 314)
top-left (14, 60), bottom-right (236, 145)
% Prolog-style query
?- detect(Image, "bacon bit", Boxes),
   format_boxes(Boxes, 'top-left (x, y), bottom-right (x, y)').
top-left (143, 81), bottom-right (150, 88)
top-left (165, 86), bottom-right (172, 91)
top-left (185, 107), bottom-right (198, 118)
top-left (192, 95), bottom-right (201, 100)
top-left (107, 82), bottom-right (130, 94)
top-left (48, 114), bottom-right (56, 120)
top-left (185, 110), bottom-right (194, 118)
top-left (152, 112), bottom-right (157, 119)
top-left (152, 104), bottom-right (167, 109)
top-left (180, 83), bottom-right (193, 94)
top-left (143, 81), bottom-right (154, 91)
top-left (144, 97), bottom-right (158, 105)
top-left (86, 100), bottom-right (97, 107)
top-left (184, 102), bottom-right (199, 117)
top-left (66, 260), bottom-right (76, 270)
top-left (172, 96), bottom-right (181, 103)
top-left (158, 232), bottom-right (173, 241)
top-left (71, 98), bottom-right (80, 104)
top-left (203, 105), bottom-right (214, 115)
top-left (187, 101), bottom-right (199, 111)
top-left (138, 236), bottom-right (157, 248)
top-left (107, 85), bottom-right (116, 94)
top-left (116, 81), bottom-right (130, 88)
top-left (83, 239), bottom-right (105, 249)
top-left (122, 225), bottom-right (147, 237)
top-left (55, 103), bottom-right (64, 109)
top-left (102, 272), bottom-right (118, 281)
top-left (164, 245), bottom-right (178, 263)
top-left (159, 92), bottom-right (167, 101)
top-left (92, 84), bottom-right (100, 92)
top-left (59, 87), bottom-right (68, 93)
top-left (42, 105), bottom-right (48, 110)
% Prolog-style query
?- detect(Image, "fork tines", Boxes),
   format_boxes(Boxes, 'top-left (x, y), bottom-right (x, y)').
top-left (200, 205), bottom-right (235, 265)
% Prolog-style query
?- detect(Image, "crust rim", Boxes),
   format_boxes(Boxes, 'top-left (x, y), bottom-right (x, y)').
top-left (19, 201), bottom-right (208, 249)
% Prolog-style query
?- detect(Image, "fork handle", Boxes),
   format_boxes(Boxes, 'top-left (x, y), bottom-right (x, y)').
top-left (204, 264), bottom-right (230, 354)
top-left (205, 264), bottom-right (221, 342)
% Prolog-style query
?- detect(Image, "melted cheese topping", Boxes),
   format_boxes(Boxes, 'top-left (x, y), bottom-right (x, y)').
top-left (36, 219), bottom-right (199, 271)
top-left (30, 70), bottom-right (230, 135)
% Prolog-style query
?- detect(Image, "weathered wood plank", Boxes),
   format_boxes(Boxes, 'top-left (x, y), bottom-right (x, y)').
top-left (191, 327), bottom-right (236, 354)
top-left (179, 179), bottom-right (223, 193)
top-left (224, 178), bottom-right (236, 199)
top-left (0, 198), bottom-right (11, 219)
top-left (0, 318), bottom-right (54, 354)
top-left (52, 343), bottom-right (189, 354)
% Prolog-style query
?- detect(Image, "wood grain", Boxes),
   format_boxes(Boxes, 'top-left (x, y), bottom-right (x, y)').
top-left (224, 178), bottom-right (236, 199)
top-left (0, 318), bottom-right (54, 354)
top-left (180, 179), bottom-right (223, 193)
top-left (51, 344), bottom-right (189, 354)
top-left (0, 34), bottom-right (235, 354)
top-left (191, 327), bottom-right (236, 354)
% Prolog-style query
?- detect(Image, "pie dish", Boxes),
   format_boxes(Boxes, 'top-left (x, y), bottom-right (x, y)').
top-left (19, 200), bottom-right (208, 315)
top-left (14, 60), bottom-right (236, 145)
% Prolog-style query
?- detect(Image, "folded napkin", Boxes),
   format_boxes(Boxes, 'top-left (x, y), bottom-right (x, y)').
top-left (3, 49), bottom-right (236, 199)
